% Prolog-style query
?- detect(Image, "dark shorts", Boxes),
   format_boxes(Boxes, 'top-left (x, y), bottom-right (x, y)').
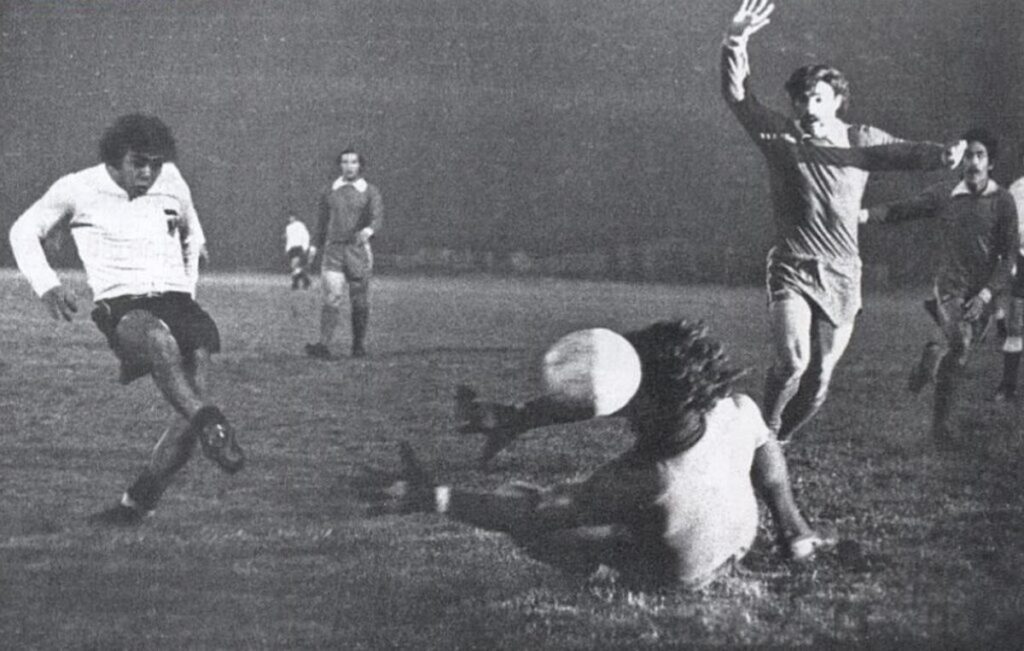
top-left (91, 292), bottom-right (220, 383)
top-left (323, 242), bottom-right (373, 281)
top-left (287, 247), bottom-right (308, 266)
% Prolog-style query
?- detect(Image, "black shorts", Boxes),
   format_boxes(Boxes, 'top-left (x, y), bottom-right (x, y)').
top-left (287, 247), bottom-right (308, 266)
top-left (91, 292), bottom-right (220, 383)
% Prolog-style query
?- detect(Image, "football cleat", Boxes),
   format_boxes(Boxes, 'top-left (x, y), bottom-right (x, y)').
top-left (786, 524), bottom-right (839, 561)
top-left (191, 406), bottom-right (245, 474)
top-left (88, 502), bottom-right (151, 527)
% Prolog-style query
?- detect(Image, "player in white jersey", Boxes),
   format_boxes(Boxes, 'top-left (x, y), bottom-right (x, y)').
top-left (284, 214), bottom-right (312, 290)
top-left (8, 114), bottom-right (244, 526)
top-left (357, 321), bottom-right (835, 588)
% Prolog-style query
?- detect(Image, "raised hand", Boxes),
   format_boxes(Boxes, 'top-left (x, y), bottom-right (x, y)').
top-left (942, 139), bottom-right (967, 170)
top-left (41, 285), bottom-right (78, 321)
top-left (963, 292), bottom-right (989, 322)
top-left (727, 0), bottom-right (775, 40)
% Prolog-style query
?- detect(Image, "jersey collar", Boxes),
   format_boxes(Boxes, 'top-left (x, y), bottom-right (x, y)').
top-left (332, 177), bottom-right (367, 193)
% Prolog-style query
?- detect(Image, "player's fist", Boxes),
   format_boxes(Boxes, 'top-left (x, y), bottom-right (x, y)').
top-left (41, 285), bottom-right (78, 322)
top-left (942, 140), bottom-right (967, 169)
top-left (727, 0), bottom-right (775, 40)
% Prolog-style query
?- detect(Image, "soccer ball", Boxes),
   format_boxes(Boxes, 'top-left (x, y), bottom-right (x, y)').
top-left (541, 328), bottom-right (642, 416)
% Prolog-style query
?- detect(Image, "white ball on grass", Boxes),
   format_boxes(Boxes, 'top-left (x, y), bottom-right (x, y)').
top-left (541, 328), bottom-right (642, 416)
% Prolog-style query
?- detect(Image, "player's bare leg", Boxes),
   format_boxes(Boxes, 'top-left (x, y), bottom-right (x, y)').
top-left (763, 296), bottom-right (813, 438)
top-left (307, 270), bottom-right (344, 359)
top-left (91, 315), bottom-right (242, 525)
top-left (751, 438), bottom-right (835, 559)
top-left (776, 314), bottom-right (854, 443)
top-left (349, 279), bottom-right (370, 357)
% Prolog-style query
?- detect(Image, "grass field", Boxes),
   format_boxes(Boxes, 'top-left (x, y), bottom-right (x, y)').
top-left (2, 269), bottom-right (1024, 649)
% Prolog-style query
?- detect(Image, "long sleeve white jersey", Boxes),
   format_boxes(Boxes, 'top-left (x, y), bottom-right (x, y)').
top-left (9, 162), bottom-right (206, 301)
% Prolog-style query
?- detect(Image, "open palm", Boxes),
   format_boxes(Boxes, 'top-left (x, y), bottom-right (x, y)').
top-left (728, 0), bottom-right (775, 39)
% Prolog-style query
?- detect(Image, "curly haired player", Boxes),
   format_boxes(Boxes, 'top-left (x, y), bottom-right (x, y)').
top-left (8, 114), bottom-right (244, 526)
top-left (357, 320), bottom-right (834, 588)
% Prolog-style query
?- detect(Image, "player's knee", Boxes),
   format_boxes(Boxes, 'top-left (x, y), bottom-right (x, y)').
top-left (772, 353), bottom-right (810, 381)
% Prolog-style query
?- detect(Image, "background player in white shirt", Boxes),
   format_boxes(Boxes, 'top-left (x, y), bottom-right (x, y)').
top-left (8, 114), bottom-right (244, 526)
top-left (357, 320), bottom-right (835, 588)
top-left (284, 213), bottom-right (312, 290)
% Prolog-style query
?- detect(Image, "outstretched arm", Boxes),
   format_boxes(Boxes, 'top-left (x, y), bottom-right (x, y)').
top-left (356, 444), bottom-right (658, 535)
top-left (455, 385), bottom-right (597, 465)
top-left (811, 140), bottom-right (966, 173)
top-left (859, 184), bottom-right (945, 226)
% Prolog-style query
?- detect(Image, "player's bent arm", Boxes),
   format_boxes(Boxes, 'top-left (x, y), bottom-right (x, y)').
top-left (367, 186), bottom-right (383, 235)
top-left (719, 36), bottom-right (790, 141)
top-left (9, 182), bottom-right (75, 297)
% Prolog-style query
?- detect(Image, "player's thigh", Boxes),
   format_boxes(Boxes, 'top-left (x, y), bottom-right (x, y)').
top-left (813, 315), bottom-right (855, 374)
top-left (768, 292), bottom-right (814, 371)
top-left (114, 309), bottom-right (178, 362)
top-left (320, 269), bottom-right (347, 307)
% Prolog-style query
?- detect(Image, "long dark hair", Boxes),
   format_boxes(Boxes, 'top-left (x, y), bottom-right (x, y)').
top-left (623, 320), bottom-right (747, 460)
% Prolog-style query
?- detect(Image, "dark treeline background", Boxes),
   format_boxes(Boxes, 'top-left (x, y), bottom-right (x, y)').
top-left (2, 0), bottom-right (1022, 282)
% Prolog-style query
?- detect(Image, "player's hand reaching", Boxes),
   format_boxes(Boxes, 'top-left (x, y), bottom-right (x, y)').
top-left (727, 0), bottom-right (775, 41)
top-left (964, 289), bottom-right (991, 322)
top-left (353, 442), bottom-right (438, 515)
top-left (942, 139), bottom-right (968, 170)
top-left (455, 385), bottom-right (529, 467)
top-left (41, 285), bottom-right (78, 322)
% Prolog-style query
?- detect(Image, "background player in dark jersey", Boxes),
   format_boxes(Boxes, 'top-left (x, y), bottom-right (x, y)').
top-left (861, 129), bottom-right (1019, 447)
top-left (721, 0), bottom-right (965, 445)
top-left (305, 148), bottom-right (383, 359)
top-left (358, 321), bottom-right (835, 588)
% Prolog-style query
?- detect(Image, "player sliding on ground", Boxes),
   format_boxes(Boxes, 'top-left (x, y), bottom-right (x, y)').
top-left (357, 320), bottom-right (835, 588)
top-left (8, 114), bottom-right (244, 526)
top-left (722, 0), bottom-right (966, 444)
top-left (860, 129), bottom-right (1019, 448)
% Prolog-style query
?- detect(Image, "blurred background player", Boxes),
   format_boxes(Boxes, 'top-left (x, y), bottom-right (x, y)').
top-left (990, 143), bottom-right (1024, 401)
top-left (284, 213), bottom-right (312, 290)
top-left (8, 114), bottom-right (245, 525)
top-left (861, 129), bottom-right (1019, 447)
top-left (721, 0), bottom-right (966, 445)
top-left (305, 148), bottom-right (383, 360)
top-left (360, 321), bottom-right (836, 588)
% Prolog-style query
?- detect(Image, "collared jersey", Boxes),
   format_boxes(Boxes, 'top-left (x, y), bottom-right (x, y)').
top-left (9, 162), bottom-right (205, 301)
top-left (314, 176), bottom-right (383, 251)
top-left (866, 179), bottom-right (1020, 298)
top-left (721, 37), bottom-right (947, 263)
